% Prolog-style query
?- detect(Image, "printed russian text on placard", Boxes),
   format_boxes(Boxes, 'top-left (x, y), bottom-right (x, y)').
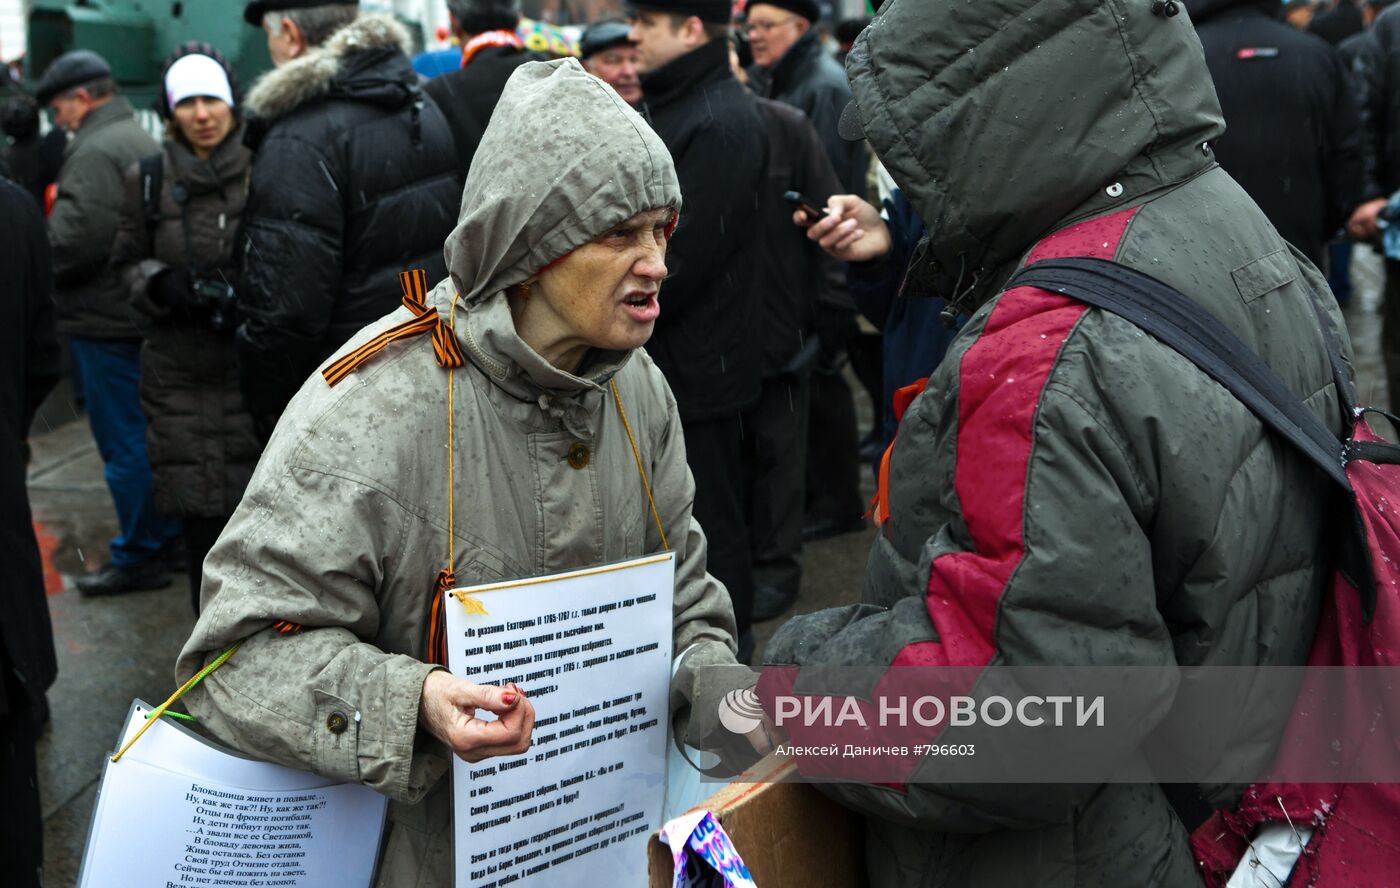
top-left (78, 700), bottom-right (387, 888)
top-left (446, 553), bottom-right (676, 888)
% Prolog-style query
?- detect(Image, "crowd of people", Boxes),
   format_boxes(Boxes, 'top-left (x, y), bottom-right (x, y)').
top-left (5, 0), bottom-right (1400, 884)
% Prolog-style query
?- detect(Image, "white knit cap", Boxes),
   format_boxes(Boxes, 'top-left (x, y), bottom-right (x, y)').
top-left (164, 54), bottom-right (235, 110)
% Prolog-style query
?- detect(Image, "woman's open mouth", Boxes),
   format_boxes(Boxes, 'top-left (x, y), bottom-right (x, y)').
top-left (621, 292), bottom-right (659, 322)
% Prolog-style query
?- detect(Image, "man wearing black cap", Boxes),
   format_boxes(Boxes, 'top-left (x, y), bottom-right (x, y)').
top-left (234, 1), bottom-right (458, 440)
top-left (39, 50), bottom-right (181, 597)
top-left (580, 20), bottom-right (642, 105)
top-left (422, 0), bottom-right (547, 184)
top-left (628, 0), bottom-right (768, 661)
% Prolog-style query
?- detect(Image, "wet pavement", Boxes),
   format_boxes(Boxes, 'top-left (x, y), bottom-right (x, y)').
top-left (28, 247), bottom-right (1389, 884)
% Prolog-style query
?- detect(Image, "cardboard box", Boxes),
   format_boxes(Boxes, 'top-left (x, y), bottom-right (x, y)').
top-left (647, 754), bottom-right (866, 888)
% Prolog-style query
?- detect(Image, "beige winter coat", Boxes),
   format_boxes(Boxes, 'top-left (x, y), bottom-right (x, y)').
top-left (176, 59), bottom-right (739, 887)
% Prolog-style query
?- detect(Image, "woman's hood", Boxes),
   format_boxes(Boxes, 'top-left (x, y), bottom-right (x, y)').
top-left (444, 58), bottom-right (681, 307)
top-left (434, 58), bottom-right (681, 399)
top-left (845, 0), bottom-right (1225, 306)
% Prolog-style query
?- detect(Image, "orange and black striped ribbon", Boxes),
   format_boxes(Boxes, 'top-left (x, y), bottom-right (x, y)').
top-left (271, 620), bottom-right (302, 635)
top-left (428, 567), bottom-right (456, 666)
top-left (321, 269), bottom-right (465, 387)
top-left (319, 270), bottom-right (465, 666)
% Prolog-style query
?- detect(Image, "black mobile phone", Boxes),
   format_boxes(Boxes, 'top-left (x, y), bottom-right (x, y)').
top-left (783, 190), bottom-right (827, 222)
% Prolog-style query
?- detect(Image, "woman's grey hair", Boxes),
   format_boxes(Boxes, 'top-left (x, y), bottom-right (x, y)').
top-left (62, 77), bottom-right (117, 100)
top-left (263, 4), bottom-right (360, 46)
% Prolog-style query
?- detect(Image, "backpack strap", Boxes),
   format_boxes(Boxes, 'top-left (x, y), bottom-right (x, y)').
top-left (1007, 256), bottom-right (1378, 619)
top-left (138, 151), bottom-right (163, 244)
top-left (1006, 256), bottom-right (1351, 490)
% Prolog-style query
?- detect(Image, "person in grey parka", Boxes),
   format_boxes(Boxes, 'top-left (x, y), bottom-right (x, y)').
top-left (176, 59), bottom-right (750, 887)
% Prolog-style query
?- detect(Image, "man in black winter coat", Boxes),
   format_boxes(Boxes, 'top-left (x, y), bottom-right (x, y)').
top-left (422, 0), bottom-right (548, 186)
top-left (745, 0), bottom-right (865, 194)
top-left (236, 1), bottom-right (459, 440)
top-left (629, 0), bottom-right (768, 658)
top-left (1188, 0), bottom-right (1364, 266)
top-left (0, 176), bottom-right (61, 888)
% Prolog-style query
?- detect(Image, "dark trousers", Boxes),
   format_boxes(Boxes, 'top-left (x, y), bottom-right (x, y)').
top-left (749, 374), bottom-right (809, 600)
top-left (848, 329), bottom-right (884, 436)
top-left (1327, 240), bottom-right (1353, 307)
top-left (806, 304), bottom-right (863, 523)
top-left (0, 652), bottom-right (43, 888)
top-left (682, 413), bottom-right (755, 639)
top-left (806, 368), bottom-right (862, 520)
top-left (70, 338), bottom-right (182, 567)
top-left (184, 516), bottom-right (229, 615)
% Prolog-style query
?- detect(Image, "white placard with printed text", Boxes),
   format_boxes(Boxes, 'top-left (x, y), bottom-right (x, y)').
top-left (78, 700), bottom-right (387, 888)
top-left (446, 553), bottom-right (675, 888)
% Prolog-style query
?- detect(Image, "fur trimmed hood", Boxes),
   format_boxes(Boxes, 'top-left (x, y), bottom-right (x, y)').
top-left (245, 13), bottom-right (413, 122)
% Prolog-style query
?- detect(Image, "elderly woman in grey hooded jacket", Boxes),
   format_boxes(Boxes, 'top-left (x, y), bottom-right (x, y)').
top-left (175, 59), bottom-right (751, 886)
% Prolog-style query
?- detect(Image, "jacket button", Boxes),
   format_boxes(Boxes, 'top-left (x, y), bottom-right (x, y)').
top-left (567, 442), bottom-right (590, 469)
top-left (326, 711), bottom-right (349, 734)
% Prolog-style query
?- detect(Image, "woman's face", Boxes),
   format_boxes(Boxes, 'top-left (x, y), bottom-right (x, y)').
top-left (172, 96), bottom-right (234, 156)
top-left (526, 208), bottom-right (675, 365)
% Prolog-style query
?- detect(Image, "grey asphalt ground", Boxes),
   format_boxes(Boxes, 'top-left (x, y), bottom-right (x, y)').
top-left (27, 247), bottom-right (1387, 885)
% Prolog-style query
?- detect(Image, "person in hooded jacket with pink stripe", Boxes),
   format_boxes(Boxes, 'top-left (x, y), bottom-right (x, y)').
top-left (750, 0), bottom-right (1354, 884)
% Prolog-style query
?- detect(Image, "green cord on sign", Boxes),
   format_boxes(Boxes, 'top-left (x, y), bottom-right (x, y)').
top-left (145, 711), bottom-right (196, 722)
top-left (110, 641), bottom-right (242, 763)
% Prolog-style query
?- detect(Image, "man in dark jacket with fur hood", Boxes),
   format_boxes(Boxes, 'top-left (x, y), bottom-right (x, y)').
top-left (236, 1), bottom-right (459, 440)
top-left (740, 0), bottom-right (1352, 884)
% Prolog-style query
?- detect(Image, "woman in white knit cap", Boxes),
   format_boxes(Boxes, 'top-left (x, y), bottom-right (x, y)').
top-left (110, 44), bottom-right (260, 613)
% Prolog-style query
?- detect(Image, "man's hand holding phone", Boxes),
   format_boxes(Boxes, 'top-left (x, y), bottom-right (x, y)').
top-left (790, 193), bottom-right (893, 263)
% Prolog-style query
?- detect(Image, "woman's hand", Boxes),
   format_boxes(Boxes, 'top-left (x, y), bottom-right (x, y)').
top-left (418, 671), bottom-right (535, 763)
top-left (795, 194), bottom-right (892, 263)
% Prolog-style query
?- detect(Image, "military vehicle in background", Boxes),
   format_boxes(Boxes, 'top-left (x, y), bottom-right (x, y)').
top-left (17, 0), bottom-right (467, 114)
top-left (23, 0), bottom-right (279, 110)
top-left (16, 0), bottom-right (587, 111)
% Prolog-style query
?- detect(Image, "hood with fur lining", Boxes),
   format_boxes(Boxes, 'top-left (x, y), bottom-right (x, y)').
top-left (244, 13), bottom-right (413, 123)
